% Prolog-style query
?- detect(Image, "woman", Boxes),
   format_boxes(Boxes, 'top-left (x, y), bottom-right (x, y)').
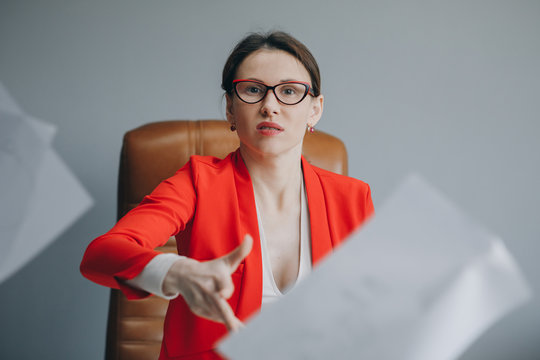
top-left (81, 31), bottom-right (374, 359)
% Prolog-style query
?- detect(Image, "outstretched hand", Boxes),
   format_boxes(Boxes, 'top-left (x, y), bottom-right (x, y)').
top-left (162, 234), bottom-right (253, 332)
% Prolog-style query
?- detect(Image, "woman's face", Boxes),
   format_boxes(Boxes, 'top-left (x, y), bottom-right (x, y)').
top-left (226, 49), bottom-right (323, 159)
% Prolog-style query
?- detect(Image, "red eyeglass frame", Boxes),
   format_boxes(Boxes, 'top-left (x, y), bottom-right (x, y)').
top-left (232, 79), bottom-right (314, 105)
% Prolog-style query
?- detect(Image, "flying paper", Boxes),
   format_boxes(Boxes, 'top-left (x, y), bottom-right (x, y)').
top-left (219, 174), bottom-right (531, 360)
top-left (0, 82), bottom-right (93, 284)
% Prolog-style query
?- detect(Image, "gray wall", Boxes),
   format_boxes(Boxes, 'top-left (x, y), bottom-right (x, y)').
top-left (1, 1), bottom-right (539, 359)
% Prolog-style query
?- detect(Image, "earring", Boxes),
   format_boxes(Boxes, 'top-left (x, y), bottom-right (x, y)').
top-left (230, 124), bottom-right (237, 131)
top-left (307, 125), bottom-right (315, 133)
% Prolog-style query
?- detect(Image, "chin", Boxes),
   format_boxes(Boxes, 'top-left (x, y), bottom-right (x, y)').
top-left (253, 141), bottom-right (304, 158)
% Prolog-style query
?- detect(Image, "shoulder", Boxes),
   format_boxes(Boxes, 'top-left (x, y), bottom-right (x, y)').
top-left (166, 152), bottom-right (237, 190)
top-left (308, 162), bottom-right (371, 196)
top-left (304, 161), bottom-right (374, 243)
top-left (187, 153), bottom-right (235, 176)
top-left (171, 152), bottom-right (235, 177)
top-left (189, 154), bottom-right (231, 167)
top-left (305, 161), bottom-right (374, 217)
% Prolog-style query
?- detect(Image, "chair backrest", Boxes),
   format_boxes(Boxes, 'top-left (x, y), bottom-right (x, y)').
top-left (107, 120), bottom-right (348, 360)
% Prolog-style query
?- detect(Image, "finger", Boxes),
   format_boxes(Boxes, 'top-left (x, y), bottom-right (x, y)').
top-left (214, 295), bottom-right (244, 332)
top-left (217, 275), bottom-right (235, 299)
top-left (228, 316), bottom-right (245, 333)
top-left (222, 234), bottom-right (253, 271)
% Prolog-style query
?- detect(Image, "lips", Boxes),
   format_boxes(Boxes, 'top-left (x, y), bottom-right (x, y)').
top-left (256, 122), bottom-right (284, 131)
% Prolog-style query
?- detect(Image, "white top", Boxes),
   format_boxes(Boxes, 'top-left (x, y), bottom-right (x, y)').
top-left (257, 177), bottom-right (312, 306)
top-left (126, 179), bottom-right (313, 305)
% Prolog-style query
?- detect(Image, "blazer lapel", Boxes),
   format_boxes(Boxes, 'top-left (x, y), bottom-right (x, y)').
top-left (231, 150), bottom-right (263, 319)
top-left (301, 156), bottom-right (333, 266)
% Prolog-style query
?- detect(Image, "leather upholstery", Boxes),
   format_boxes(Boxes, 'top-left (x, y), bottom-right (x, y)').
top-left (107, 120), bottom-right (348, 360)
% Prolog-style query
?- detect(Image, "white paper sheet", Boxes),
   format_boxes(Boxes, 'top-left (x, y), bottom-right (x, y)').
top-left (0, 82), bottom-right (24, 115)
top-left (0, 111), bottom-right (47, 264)
top-left (0, 82), bottom-right (93, 284)
top-left (219, 174), bottom-right (532, 360)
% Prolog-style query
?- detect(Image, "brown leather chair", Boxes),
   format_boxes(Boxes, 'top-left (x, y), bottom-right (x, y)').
top-left (107, 120), bottom-right (348, 360)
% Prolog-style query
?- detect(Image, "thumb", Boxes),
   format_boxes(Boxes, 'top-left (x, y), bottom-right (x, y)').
top-left (222, 234), bottom-right (253, 272)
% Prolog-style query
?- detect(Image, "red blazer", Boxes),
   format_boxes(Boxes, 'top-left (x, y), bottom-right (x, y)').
top-left (80, 149), bottom-right (374, 359)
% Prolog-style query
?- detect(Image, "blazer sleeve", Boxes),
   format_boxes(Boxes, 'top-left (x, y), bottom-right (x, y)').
top-left (80, 161), bottom-right (197, 299)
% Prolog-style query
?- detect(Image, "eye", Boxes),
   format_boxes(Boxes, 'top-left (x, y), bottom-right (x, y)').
top-left (280, 86), bottom-right (298, 96)
top-left (239, 82), bottom-right (265, 95)
top-left (246, 86), bottom-right (261, 94)
top-left (284, 88), bottom-right (296, 95)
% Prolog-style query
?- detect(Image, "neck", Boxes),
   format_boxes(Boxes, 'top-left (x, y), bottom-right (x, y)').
top-left (240, 144), bottom-right (303, 210)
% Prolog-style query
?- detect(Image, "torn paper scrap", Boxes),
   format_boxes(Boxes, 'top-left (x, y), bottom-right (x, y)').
top-left (218, 174), bottom-right (531, 360)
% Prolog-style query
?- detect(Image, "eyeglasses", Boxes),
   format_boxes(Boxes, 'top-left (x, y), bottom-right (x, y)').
top-left (232, 79), bottom-right (314, 105)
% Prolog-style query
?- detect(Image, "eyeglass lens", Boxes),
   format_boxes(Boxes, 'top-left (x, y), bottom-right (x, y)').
top-left (235, 81), bottom-right (308, 105)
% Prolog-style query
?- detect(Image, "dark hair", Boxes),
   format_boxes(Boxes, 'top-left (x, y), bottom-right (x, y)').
top-left (222, 31), bottom-right (321, 97)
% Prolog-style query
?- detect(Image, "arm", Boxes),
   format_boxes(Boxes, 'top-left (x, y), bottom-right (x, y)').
top-left (80, 158), bottom-right (252, 331)
top-left (80, 163), bottom-right (197, 299)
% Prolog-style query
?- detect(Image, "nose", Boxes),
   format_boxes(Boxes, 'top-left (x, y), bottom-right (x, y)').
top-left (260, 89), bottom-right (280, 116)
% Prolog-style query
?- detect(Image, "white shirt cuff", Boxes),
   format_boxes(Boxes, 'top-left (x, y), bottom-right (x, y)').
top-left (125, 253), bottom-right (185, 300)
